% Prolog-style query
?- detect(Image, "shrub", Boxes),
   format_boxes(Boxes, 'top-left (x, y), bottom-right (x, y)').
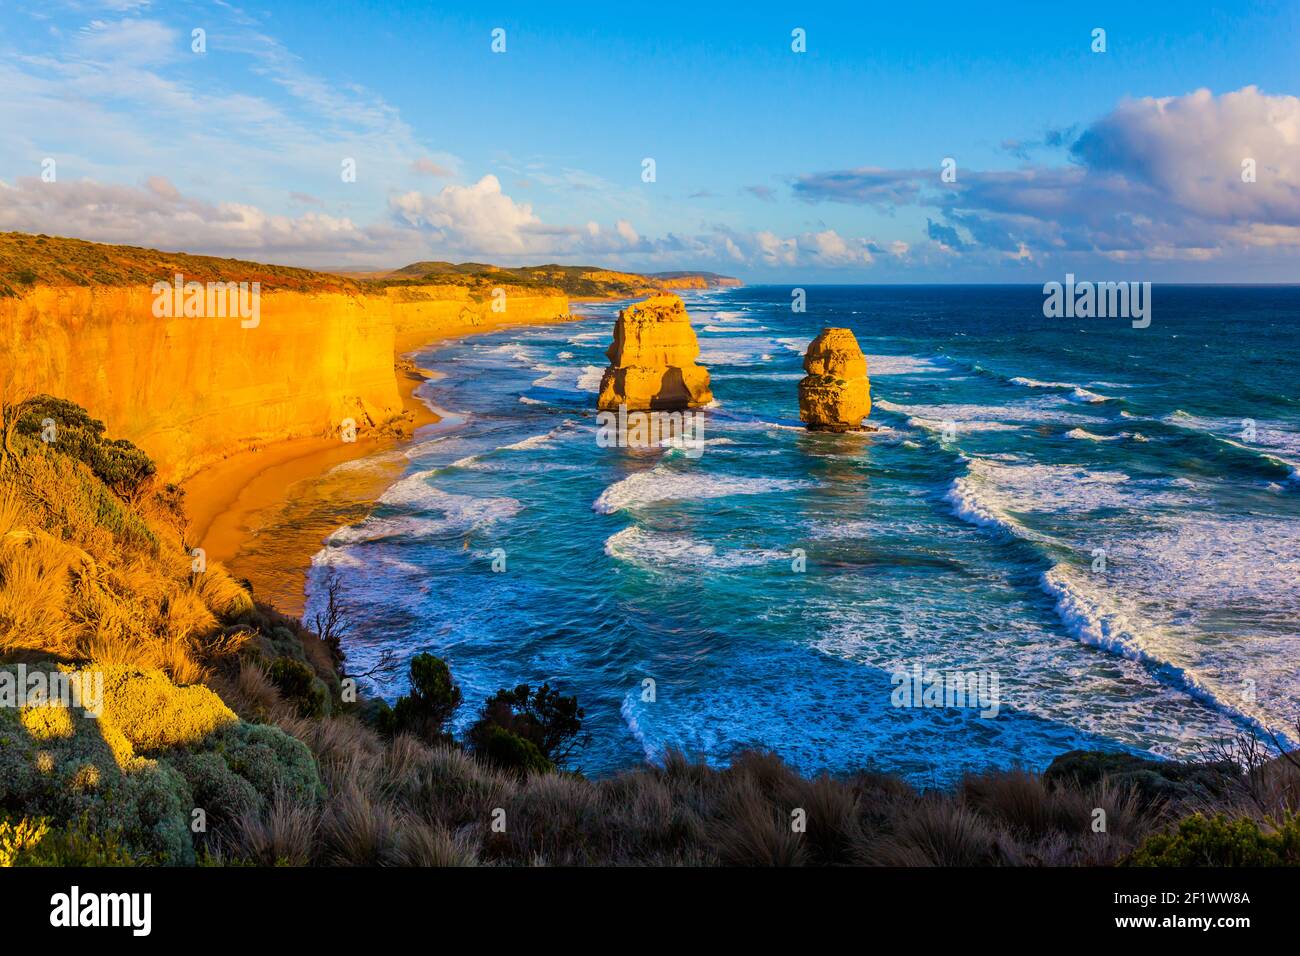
top-left (13, 396), bottom-right (155, 499)
top-left (0, 815), bottom-right (49, 866)
top-left (1127, 813), bottom-right (1300, 867)
top-left (98, 665), bottom-right (239, 753)
top-left (377, 653), bottom-right (462, 743)
top-left (467, 682), bottom-right (584, 767)
top-left (0, 665), bottom-right (197, 864)
top-left (1044, 749), bottom-right (1238, 807)
top-left (198, 722), bottom-right (324, 806)
top-left (0, 663), bottom-right (319, 864)
top-left (267, 658), bottom-right (325, 719)
top-left (477, 725), bottom-right (553, 776)
top-left (4, 814), bottom-right (142, 866)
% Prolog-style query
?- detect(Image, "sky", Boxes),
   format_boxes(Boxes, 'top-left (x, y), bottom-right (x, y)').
top-left (1, 0), bottom-right (1299, 281)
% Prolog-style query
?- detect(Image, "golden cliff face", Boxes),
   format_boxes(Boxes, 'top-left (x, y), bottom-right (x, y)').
top-left (386, 284), bottom-right (569, 352)
top-left (0, 283), bottom-right (570, 482)
top-left (596, 294), bottom-right (712, 411)
top-left (798, 327), bottom-right (871, 431)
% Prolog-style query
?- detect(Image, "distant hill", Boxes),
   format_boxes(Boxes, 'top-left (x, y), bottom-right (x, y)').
top-left (0, 233), bottom-right (741, 300)
top-left (0, 232), bottom-right (360, 298)
top-left (646, 271), bottom-right (744, 288)
top-left (364, 261), bottom-right (742, 298)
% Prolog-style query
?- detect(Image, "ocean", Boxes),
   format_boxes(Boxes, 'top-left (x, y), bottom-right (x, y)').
top-left (305, 285), bottom-right (1300, 784)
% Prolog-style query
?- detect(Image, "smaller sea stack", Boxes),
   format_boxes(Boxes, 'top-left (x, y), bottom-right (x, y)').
top-left (596, 294), bottom-right (712, 411)
top-left (798, 327), bottom-right (871, 431)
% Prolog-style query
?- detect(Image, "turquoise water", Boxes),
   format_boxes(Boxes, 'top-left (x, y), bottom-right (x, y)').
top-left (307, 286), bottom-right (1300, 783)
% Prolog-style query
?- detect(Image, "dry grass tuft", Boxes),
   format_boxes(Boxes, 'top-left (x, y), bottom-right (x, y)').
top-left (321, 780), bottom-right (401, 865)
top-left (394, 818), bottom-right (479, 867)
top-left (870, 799), bottom-right (1004, 866)
top-left (222, 790), bottom-right (320, 866)
top-left (709, 784), bottom-right (808, 866)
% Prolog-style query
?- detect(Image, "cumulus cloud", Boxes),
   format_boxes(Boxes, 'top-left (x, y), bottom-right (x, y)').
top-left (796, 87), bottom-right (1300, 264)
top-left (754, 230), bottom-right (798, 266)
top-left (1071, 86), bottom-right (1300, 225)
top-left (0, 176), bottom-right (376, 258)
top-left (0, 165), bottom-right (904, 275)
top-left (800, 229), bottom-right (875, 265)
top-left (391, 175), bottom-right (546, 255)
top-left (0, 8), bottom-right (899, 275)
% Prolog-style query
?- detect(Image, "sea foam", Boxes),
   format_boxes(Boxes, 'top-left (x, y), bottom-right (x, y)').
top-left (593, 467), bottom-right (811, 514)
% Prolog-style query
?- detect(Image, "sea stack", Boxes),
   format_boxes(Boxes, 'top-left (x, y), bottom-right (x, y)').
top-left (798, 328), bottom-right (871, 431)
top-left (596, 294), bottom-right (713, 411)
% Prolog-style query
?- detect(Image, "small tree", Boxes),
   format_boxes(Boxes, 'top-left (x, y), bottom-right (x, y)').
top-left (311, 572), bottom-right (350, 673)
top-left (468, 682), bottom-right (586, 771)
top-left (377, 653), bottom-right (463, 744)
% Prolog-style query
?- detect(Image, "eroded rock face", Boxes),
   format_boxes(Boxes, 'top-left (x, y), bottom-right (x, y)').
top-left (0, 283), bottom-right (573, 484)
top-left (798, 327), bottom-right (871, 431)
top-left (596, 294), bottom-right (712, 411)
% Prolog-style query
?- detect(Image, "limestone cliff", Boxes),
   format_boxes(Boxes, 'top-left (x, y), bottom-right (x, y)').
top-left (0, 286), bottom-right (406, 483)
top-left (386, 284), bottom-right (570, 353)
top-left (798, 328), bottom-right (871, 431)
top-left (646, 272), bottom-right (745, 290)
top-left (0, 281), bottom-right (570, 484)
top-left (596, 294), bottom-right (712, 411)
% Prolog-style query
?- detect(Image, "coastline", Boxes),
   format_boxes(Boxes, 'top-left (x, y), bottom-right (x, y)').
top-left (183, 311), bottom-right (583, 617)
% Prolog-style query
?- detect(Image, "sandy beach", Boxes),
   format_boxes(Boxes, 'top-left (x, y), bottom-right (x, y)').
top-left (183, 315), bottom-right (580, 617)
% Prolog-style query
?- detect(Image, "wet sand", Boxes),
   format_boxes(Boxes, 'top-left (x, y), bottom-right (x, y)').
top-left (183, 316), bottom-right (581, 617)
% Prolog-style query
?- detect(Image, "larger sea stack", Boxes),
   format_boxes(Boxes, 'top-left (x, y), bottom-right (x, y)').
top-left (798, 328), bottom-right (871, 431)
top-left (596, 294), bottom-right (713, 411)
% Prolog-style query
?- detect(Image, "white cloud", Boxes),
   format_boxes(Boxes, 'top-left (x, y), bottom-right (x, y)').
top-left (0, 176), bottom-right (376, 258)
top-left (391, 175), bottom-right (544, 255)
top-left (754, 230), bottom-right (798, 266)
top-left (615, 219), bottom-right (639, 244)
top-left (801, 229), bottom-right (874, 265)
top-left (1073, 86), bottom-right (1300, 226)
top-left (797, 87), bottom-right (1300, 266)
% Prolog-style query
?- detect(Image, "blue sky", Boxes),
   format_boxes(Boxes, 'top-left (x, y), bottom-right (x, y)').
top-left (2, 0), bottom-right (1298, 280)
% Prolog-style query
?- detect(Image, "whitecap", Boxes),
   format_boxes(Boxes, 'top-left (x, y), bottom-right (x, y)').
top-left (593, 467), bottom-right (812, 514)
top-left (604, 526), bottom-right (787, 569)
top-left (1065, 428), bottom-right (1125, 442)
top-left (867, 355), bottom-right (944, 375)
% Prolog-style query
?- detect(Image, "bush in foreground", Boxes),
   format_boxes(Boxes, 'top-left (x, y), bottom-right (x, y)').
top-left (1127, 812), bottom-right (1300, 866)
top-left (467, 682), bottom-right (585, 773)
top-left (374, 653), bottom-right (462, 744)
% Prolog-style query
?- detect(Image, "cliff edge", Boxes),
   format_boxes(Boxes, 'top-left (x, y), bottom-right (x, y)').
top-left (0, 233), bottom-right (572, 483)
